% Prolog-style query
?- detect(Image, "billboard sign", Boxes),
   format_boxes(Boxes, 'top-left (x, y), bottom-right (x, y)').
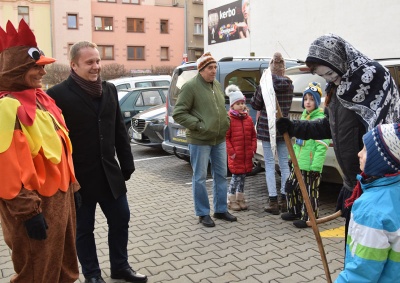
top-left (208, 0), bottom-right (250, 45)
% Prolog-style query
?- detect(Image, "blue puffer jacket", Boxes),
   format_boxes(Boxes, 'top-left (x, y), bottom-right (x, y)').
top-left (335, 173), bottom-right (400, 283)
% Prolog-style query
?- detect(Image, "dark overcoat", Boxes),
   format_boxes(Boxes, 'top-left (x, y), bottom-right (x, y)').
top-left (47, 77), bottom-right (134, 201)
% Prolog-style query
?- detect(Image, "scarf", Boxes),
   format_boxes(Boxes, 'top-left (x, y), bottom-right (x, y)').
top-left (229, 109), bottom-right (248, 119)
top-left (307, 34), bottom-right (400, 131)
top-left (345, 171), bottom-right (400, 208)
top-left (70, 69), bottom-right (102, 98)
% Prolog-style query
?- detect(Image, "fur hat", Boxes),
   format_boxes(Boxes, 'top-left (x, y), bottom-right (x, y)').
top-left (302, 82), bottom-right (322, 109)
top-left (269, 52), bottom-right (286, 76)
top-left (0, 19), bottom-right (55, 91)
top-left (197, 52), bottom-right (216, 71)
top-left (363, 123), bottom-right (400, 176)
top-left (225, 84), bottom-right (245, 107)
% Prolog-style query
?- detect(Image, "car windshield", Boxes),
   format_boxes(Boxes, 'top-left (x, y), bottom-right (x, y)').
top-left (118, 90), bottom-right (130, 101)
top-left (170, 69), bottom-right (198, 106)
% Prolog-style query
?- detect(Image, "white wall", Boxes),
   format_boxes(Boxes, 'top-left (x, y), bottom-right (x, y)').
top-left (204, 0), bottom-right (400, 61)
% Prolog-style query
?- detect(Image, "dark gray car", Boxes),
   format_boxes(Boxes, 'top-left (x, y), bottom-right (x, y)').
top-left (129, 103), bottom-right (166, 147)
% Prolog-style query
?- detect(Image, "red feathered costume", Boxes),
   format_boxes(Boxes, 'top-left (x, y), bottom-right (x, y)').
top-left (0, 20), bottom-right (79, 282)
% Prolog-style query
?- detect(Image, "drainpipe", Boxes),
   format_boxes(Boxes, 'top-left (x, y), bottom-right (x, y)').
top-left (184, 0), bottom-right (187, 56)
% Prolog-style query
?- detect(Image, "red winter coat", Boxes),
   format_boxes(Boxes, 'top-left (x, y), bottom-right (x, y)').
top-left (226, 111), bottom-right (257, 174)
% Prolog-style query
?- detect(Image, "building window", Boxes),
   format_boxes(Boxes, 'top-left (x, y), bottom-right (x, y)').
top-left (67, 14), bottom-right (78, 29)
top-left (160, 47), bottom-right (169, 61)
top-left (160, 19), bottom-right (168, 34)
top-left (194, 17), bottom-right (203, 35)
top-left (97, 45), bottom-right (114, 60)
top-left (122, 0), bottom-right (139, 3)
top-left (127, 46), bottom-right (145, 60)
top-left (18, 6), bottom-right (29, 24)
top-left (67, 43), bottom-right (74, 57)
top-left (127, 18), bottom-right (144, 33)
top-left (98, 0), bottom-right (116, 2)
top-left (94, 17), bottom-right (113, 31)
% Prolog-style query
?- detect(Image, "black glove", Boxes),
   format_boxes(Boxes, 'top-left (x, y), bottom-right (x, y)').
top-left (24, 213), bottom-right (48, 240)
top-left (276, 117), bottom-right (294, 136)
top-left (335, 186), bottom-right (353, 219)
top-left (122, 169), bottom-right (134, 181)
top-left (74, 191), bottom-right (82, 211)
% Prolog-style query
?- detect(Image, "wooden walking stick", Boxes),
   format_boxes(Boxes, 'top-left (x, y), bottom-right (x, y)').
top-left (306, 210), bottom-right (342, 227)
top-left (276, 97), bottom-right (332, 283)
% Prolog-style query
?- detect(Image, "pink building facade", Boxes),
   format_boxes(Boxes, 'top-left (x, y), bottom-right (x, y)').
top-left (51, 0), bottom-right (185, 73)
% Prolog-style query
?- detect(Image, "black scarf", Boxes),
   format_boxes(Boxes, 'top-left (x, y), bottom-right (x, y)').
top-left (70, 69), bottom-right (102, 98)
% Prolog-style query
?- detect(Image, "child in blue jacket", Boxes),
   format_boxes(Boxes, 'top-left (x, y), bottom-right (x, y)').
top-left (336, 123), bottom-right (400, 283)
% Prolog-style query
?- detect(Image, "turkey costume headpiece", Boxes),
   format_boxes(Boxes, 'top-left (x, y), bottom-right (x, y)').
top-left (0, 19), bottom-right (65, 128)
top-left (0, 19), bottom-right (55, 91)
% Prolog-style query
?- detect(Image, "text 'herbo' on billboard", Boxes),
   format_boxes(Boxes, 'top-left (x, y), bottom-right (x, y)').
top-left (208, 0), bottom-right (250, 45)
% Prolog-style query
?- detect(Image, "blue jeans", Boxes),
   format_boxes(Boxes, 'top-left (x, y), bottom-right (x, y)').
top-left (262, 140), bottom-right (290, 197)
top-left (189, 142), bottom-right (228, 216)
top-left (76, 194), bottom-right (130, 278)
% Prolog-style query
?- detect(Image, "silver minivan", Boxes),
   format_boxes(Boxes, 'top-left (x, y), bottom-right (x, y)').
top-left (109, 75), bottom-right (171, 93)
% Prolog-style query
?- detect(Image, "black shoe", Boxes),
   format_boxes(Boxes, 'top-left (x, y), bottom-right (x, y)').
top-left (213, 211), bottom-right (237, 222)
top-left (111, 267), bottom-right (148, 282)
top-left (199, 215), bottom-right (215, 227)
top-left (84, 276), bottom-right (106, 283)
top-left (293, 220), bottom-right (308, 228)
top-left (281, 212), bottom-right (301, 221)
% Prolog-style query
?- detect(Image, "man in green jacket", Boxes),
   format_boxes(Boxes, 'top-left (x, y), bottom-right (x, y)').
top-left (173, 52), bottom-right (237, 227)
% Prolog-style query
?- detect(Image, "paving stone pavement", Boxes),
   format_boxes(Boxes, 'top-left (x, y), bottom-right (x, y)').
top-left (0, 153), bottom-right (345, 283)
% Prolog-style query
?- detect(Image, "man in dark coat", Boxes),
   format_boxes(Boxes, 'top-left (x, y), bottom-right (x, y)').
top-left (47, 41), bottom-right (147, 283)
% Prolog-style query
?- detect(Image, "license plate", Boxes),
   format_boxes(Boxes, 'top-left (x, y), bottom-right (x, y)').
top-left (133, 132), bottom-right (142, 140)
top-left (176, 128), bottom-right (186, 137)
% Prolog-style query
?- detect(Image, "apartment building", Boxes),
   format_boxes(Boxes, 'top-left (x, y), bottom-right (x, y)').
top-left (1, 0), bottom-right (204, 74)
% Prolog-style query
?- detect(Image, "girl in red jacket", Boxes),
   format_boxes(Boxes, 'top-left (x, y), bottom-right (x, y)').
top-left (226, 85), bottom-right (257, 211)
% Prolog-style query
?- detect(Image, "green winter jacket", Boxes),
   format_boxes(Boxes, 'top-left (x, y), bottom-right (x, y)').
top-left (172, 73), bottom-right (230, 145)
top-left (292, 108), bottom-right (330, 172)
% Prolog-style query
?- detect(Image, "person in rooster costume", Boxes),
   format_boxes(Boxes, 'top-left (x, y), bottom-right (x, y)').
top-left (0, 19), bottom-right (80, 282)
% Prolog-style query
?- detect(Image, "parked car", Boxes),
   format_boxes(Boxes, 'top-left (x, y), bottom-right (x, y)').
top-left (119, 86), bottom-right (168, 131)
top-left (254, 58), bottom-right (400, 184)
top-left (109, 75), bottom-right (171, 91)
top-left (162, 56), bottom-right (302, 174)
top-left (129, 103), bottom-right (166, 147)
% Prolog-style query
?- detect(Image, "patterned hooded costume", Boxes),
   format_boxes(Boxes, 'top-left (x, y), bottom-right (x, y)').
top-left (0, 19), bottom-right (79, 282)
top-left (306, 33), bottom-right (400, 131)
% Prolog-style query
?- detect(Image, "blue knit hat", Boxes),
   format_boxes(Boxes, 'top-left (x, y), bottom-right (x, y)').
top-left (302, 82), bottom-right (322, 109)
top-left (363, 123), bottom-right (400, 176)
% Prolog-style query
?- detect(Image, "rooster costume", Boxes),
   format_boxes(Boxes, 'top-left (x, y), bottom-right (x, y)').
top-left (0, 20), bottom-right (79, 282)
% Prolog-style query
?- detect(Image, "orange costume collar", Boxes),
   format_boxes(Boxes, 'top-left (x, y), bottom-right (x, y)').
top-left (0, 89), bottom-right (67, 129)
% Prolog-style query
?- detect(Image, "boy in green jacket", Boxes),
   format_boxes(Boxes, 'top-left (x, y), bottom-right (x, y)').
top-left (281, 82), bottom-right (330, 228)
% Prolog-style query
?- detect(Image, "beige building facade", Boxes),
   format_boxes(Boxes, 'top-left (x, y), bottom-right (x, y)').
top-left (0, 0), bottom-right (53, 58)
